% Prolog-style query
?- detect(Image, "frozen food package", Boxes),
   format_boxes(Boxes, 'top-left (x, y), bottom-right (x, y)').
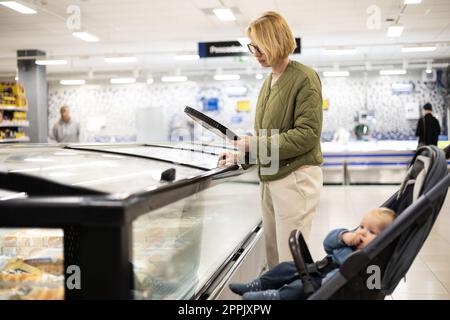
top-left (0, 228), bottom-right (64, 300)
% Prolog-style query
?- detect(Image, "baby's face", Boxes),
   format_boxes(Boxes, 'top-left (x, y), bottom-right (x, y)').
top-left (354, 212), bottom-right (390, 249)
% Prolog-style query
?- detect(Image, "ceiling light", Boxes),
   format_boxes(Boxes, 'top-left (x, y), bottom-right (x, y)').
top-left (35, 59), bottom-right (67, 66)
top-left (24, 157), bottom-right (54, 162)
top-left (387, 25), bottom-right (404, 37)
top-left (392, 82), bottom-right (414, 92)
top-left (104, 56), bottom-right (137, 63)
top-left (404, 0), bottom-right (422, 4)
top-left (0, 1), bottom-right (36, 14)
top-left (225, 86), bottom-right (248, 96)
top-left (110, 78), bottom-right (136, 84)
top-left (146, 78), bottom-right (154, 84)
top-left (72, 31), bottom-right (99, 42)
top-left (174, 54), bottom-right (199, 61)
top-left (214, 74), bottom-right (240, 81)
top-left (48, 172), bottom-right (75, 178)
top-left (213, 8), bottom-right (236, 21)
top-left (255, 73), bottom-right (264, 80)
top-left (323, 71), bottom-right (350, 77)
top-left (402, 46), bottom-right (436, 52)
top-left (161, 76), bottom-right (188, 82)
top-left (379, 69), bottom-right (407, 76)
top-left (323, 49), bottom-right (357, 55)
top-left (60, 79), bottom-right (86, 85)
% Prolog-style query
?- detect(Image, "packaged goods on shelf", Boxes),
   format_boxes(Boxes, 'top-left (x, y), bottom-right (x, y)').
top-left (0, 82), bottom-right (29, 143)
top-left (0, 228), bottom-right (64, 300)
top-left (0, 257), bottom-right (64, 300)
top-left (0, 82), bottom-right (27, 107)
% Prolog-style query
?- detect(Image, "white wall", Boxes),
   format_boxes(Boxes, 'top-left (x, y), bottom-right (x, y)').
top-left (48, 70), bottom-right (446, 143)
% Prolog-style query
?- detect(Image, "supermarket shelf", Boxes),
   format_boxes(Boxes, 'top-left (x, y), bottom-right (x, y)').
top-left (0, 137), bottom-right (30, 143)
top-left (0, 105), bottom-right (28, 111)
top-left (0, 121), bottom-right (29, 127)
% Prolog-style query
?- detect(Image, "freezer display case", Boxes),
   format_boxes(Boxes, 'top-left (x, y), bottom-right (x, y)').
top-left (322, 141), bottom-right (450, 185)
top-left (0, 142), bottom-right (262, 299)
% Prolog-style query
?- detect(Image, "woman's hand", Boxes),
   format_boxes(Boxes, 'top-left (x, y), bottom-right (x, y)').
top-left (217, 151), bottom-right (238, 167)
top-left (234, 135), bottom-right (251, 152)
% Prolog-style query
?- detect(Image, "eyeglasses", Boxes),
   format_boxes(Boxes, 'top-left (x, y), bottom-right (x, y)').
top-left (247, 43), bottom-right (262, 55)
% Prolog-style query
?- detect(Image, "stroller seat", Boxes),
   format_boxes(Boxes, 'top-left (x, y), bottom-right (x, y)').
top-left (289, 145), bottom-right (450, 300)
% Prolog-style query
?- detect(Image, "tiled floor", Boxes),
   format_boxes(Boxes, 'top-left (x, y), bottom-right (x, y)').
top-left (308, 185), bottom-right (450, 300)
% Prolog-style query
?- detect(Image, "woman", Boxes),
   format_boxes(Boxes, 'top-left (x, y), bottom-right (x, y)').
top-left (219, 11), bottom-right (323, 269)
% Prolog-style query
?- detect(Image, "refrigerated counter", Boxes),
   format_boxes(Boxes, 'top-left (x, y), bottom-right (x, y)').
top-left (0, 143), bottom-right (263, 299)
top-left (322, 141), bottom-right (450, 185)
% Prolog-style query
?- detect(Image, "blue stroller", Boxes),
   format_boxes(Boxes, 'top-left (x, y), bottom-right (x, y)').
top-left (289, 145), bottom-right (450, 299)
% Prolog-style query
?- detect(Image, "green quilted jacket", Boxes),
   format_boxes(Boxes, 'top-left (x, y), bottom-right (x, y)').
top-left (251, 60), bottom-right (323, 182)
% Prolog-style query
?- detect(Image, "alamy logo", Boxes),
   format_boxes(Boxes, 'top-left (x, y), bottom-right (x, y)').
top-left (366, 265), bottom-right (381, 290)
top-left (66, 265), bottom-right (81, 290)
top-left (366, 5), bottom-right (382, 30)
top-left (66, 5), bottom-right (81, 31)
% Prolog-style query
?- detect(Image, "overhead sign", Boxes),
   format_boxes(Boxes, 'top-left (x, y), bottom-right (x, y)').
top-left (198, 38), bottom-right (301, 58)
top-left (199, 41), bottom-right (246, 58)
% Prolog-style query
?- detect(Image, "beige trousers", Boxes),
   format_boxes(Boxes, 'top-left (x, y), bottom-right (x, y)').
top-left (260, 165), bottom-right (323, 269)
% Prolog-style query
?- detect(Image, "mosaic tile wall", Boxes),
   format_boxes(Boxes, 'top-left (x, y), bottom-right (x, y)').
top-left (322, 71), bottom-right (446, 141)
top-left (48, 70), bottom-right (447, 143)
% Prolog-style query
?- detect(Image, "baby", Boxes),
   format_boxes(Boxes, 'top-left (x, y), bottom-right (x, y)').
top-left (229, 207), bottom-right (396, 300)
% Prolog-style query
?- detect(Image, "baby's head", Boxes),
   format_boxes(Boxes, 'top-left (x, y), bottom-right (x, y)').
top-left (355, 207), bottom-right (396, 249)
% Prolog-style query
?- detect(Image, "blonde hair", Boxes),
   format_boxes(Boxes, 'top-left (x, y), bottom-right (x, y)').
top-left (370, 207), bottom-right (396, 226)
top-left (246, 11), bottom-right (297, 65)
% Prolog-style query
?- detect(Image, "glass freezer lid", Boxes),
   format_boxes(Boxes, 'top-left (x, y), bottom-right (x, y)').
top-left (184, 106), bottom-right (240, 141)
top-left (0, 146), bottom-right (205, 195)
top-left (70, 144), bottom-right (222, 170)
top-left (0, 188), bottom-right (27, 200)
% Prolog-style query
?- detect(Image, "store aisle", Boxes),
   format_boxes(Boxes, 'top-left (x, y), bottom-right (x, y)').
top-left (309, 185), bottom-right (450, 300)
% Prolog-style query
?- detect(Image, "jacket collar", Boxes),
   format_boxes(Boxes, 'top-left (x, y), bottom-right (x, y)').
top-left (269, 60), bottom-right (297, 92)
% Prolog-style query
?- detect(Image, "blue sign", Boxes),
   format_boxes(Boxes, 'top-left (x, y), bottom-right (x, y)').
top-left (201, 97), bottom-right (219, 111)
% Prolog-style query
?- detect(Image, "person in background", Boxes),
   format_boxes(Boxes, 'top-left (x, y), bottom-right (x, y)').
top-left (415, 103), bottom-right (441, 147)
top-left (50, 105), bottom-right (80, 143)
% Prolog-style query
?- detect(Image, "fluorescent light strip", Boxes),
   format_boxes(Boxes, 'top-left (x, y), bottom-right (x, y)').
top-left (110, 78), bottom-right (136, 84)
top-left (174, 54), bottom-right (199, 61)
top-left (214, 74), bottom-right (240, 81)
top-left (146, 78), bottom-right (154, 84)
top-left (35, 59), bottom-right (67, 66)
top-left (402, 46), bottom-right (436, 52)
top-left (323, 71), bottom-right (350, 77)
top-left (379, 69), bottom-right (407, 76)
top-left (323, 49), bottom-right (357, 55)
top-left (255, 73), bottom-right (264, 80)
top-left (104, 56), bottom-right (137, 63)
top-left (60, 79), bottom-right (86, 85)
top-left (213, 8), bottom-right (236, 21)
top-left (72, 32), bottom-right (99, 42)
top-left (161, 76), bottom-right (188, 82)
top-left (387, 25), bottom-right (404, 37)
top-left (0, 1), bottom-right (36, 14)
top-left (404, 0), bottom-right (422, 4)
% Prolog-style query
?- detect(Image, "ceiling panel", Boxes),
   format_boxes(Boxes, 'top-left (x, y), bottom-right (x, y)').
top-left (0, 0), bottom-right (448, 76)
